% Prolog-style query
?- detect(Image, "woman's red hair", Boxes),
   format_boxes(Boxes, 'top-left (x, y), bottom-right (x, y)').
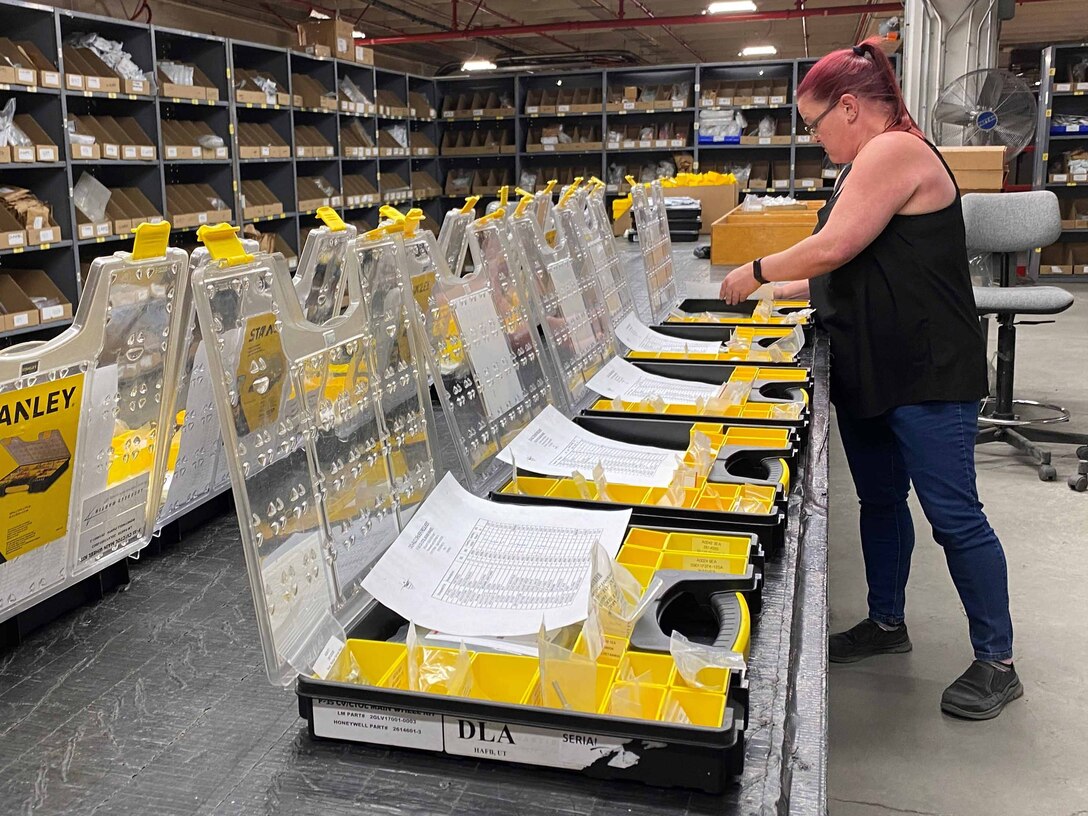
top-left (797, 37), bottom-right (919, 133)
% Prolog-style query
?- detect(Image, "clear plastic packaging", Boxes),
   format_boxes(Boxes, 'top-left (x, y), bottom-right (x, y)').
top-left (0, 99), bottom-right (30, 148)
top-left (757, 115), bottom-right (776, 138)
top-left (669, 631), bottom-right (746, 690)
top-left (66, 115), bottom-right (97, 146)
top-left (70, 33), bottom-right (147, 81)
top-left (339, 76), bottom-right (373, 106)
top-left (159, 60), bottom-right (194, 86)
top-left (670, 82), bottom-right (691, 103)
top-left (518, 170), bottom-right (538, 191)
top-left (384, 124), bottom-right (409, 148)
top-left (73, 172), bottom-right (111, 222)
top-left (197, 133), bottom-right (225, 149)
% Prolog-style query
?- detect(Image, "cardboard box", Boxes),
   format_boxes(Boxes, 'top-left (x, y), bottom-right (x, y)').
top-left (343, 174), bottom-right (379, 206)
top-left (444, 168), bottom-right (473, 197)
top-left (115, 187), bottom-right (162, 224)
top-left (748, 160), bottom-right (770, 191)
top-left (409, 130), bottom-right (437, 156)
top-left (355, 45), bottom-right (374, 65)
top-left (14, 41), bottom-right (60, 88)
top-left (937, 146), bottom-right (1005, 192)
top-left (1038, 242), bottom-right (1072, 275)
top-left (295, 125), bottom-right (335, 157)
top-left (1069, 242), bottom-right (1088, 275)
top-left (0, 38), bottom-right (37, 86)
top-left (11, 115), bottom-right (57, 163)
top-left (298, 19), bottom-right (354, 61)
top-left (411, 170), bottom-right (441, 199)
top-left (376, 89), bottom-right (409, 118)
top-left (69, 47), bottom-right (122, 94)
top-left (0, 274), bottom-right (39, 331)
top-left (235, 69), bottom-right (282, 106)
top-left (161, 120), bottom-right (201, 160)
top-left (26, 213), bottom-right (61, 245)
top-left (61, 45), bottom-right (87, 91)
top-left (408, 91), bottom-right (436, 120)
top-left (296, 176), bottom-right (332, 211)
top-left (0, 203), bottom-right (27, 248)
top-left (711, 200), bottom-right (822, 265)
top-left (6, 269), bottom-right (72, 322)
top-left (292, 74), bottom-right (336, 110)
top-left (73, 116), bottom-right (118, 160)
top-left (104, 190), bottom-right (133, 235)
top-left (794, 159), bottom-right (824, 189)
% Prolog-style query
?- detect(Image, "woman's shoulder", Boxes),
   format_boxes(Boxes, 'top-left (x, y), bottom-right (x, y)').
top-left (861, 130), bottom-right (932, 160)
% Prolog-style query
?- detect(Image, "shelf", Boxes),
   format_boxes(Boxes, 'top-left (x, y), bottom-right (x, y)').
top-left (0, 162), bottom-right (66, 170)
top-left (160, 97), bottom-right (229, 108)
top-left (440, 115), bottom-right (514, 123)
top-left (523, 148), bottom-right (610, 156)
top-left (0, 318), bottom-right (72, 340)
top-left (293, 106), bottom-right (337, 115)
top-left (1049, 132), bottom-right (1088, 140)
top-left (697, 142), bottom-right (792, 149)
top-left (1052, 90), bottom-right (1088, 97)
top-left (342, 202), bottom-right (382, 210)
top-left (234, 102), bottom-right (289, 111)
top-left (0, 239), bottom-right (73, 256)
top-left (525, 111), bottom-right (606, 119)
top-left (239, 157), bottom-right (293, 164)
top-left (163, 158), bottom-right (233, 165)
top-left (0, 84), bottom-right (61, 96)
top-left (295, 155), bottom-right (338, 162)
top-left (246, 211), bottom-right (297, 223)
top-left (71, 159), bottom-right (153, 166)
top-left (78, 234), bottom-right (130, 247)
top-left (698, 103), bottom-right (793, 112)
top-left (65, 90), bottom-right (154, 102)
top-left (1047, 182), bottom-right (1088, 187)
top-left (607, 107), bottom-right (695, 116)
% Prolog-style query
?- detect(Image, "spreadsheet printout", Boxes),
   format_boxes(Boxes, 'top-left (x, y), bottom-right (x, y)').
top-left (587, 357), bottom-right (721, 405)
top-left (614, 313), bottom-right (721, 354)
top-left (361, 474), bottom-right (630, 636)
top-left (496, 405), bottom-right (679, 487)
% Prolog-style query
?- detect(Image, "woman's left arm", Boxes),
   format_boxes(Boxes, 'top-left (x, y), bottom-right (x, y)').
top-left (719, 133), bottom-right (924, 303)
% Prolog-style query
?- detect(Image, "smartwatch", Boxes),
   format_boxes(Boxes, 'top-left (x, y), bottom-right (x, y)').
top-left (753, 257), bottom-right (768, 284)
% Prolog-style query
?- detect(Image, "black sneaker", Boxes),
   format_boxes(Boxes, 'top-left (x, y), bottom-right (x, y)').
top-left (940, 661), bottom-right (1023, 720)
top-left (829, 619), bottom-right (912, 663)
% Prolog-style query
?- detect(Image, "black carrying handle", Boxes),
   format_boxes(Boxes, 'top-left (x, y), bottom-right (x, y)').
top-left (709, 592), bottom-right (742, 650)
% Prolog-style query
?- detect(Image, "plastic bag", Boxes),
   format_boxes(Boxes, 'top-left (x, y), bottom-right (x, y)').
top-left (639, 126), bottom-right (654, 141)
top-left (657, 160), bottom-right (676, 178)
top-left (339, 76), bottom-right (372, 106)
top-left (197, 133), bottom-right (225, 149)
top-left (71, 33), bottom-right (146, 81)
top-left (66, 115), bottom-right (96, 145)
top-left (0, 99), bottom-right (29, 148)
top-left (670, 82), bottom-right (691, 103)
top-left (73, 172), bottom-right (111, 222)
top-left (538, 622), bottom-right (598, 712)
top-left (669, 631), bottom-right (746, 692)
top-left (386, 123), bottom-right (408, 147)
top-left (607, 163), bottom-right (626, 185)
top-left (768, 324), bottom-right (805, 362)
top-left (639, 85), bottom-right (658, 102)
top-left (406, 623), bottom-right (472, 696)
top-left (757, 115), bottom-right (776, 138)
top-left (350, 120), bottom-right (375, 147)
top-left (313, 176), bottom-right (337, 197)
top-left (518, 170), bottom-right (538, 191)
top-left (159, 60), bottom-right (194, 86)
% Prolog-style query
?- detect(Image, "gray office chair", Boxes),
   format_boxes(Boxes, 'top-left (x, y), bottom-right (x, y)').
top-left (964, 191), bottom-right (1088, 489)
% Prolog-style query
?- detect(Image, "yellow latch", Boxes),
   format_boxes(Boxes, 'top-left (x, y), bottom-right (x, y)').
top-left (316, 206), bottom-right (346, 231)
top-left (459, 195), bottom-right (480, 214)
top-left (498, 185), bottom-right (509, 209)
top-left (625, 174), bottom-right (639, 190)
top-left (129, 221), bottom-right (171, 261)
top-left (543, 179), bottom-right (557, 196)
top-left (196, 223), bottom-right (254, 267)
top-left (514, 187), bottom-right (533, 199)
top-left (514, 192), bottom-right (534, 219)
top-left (476, 207), bottom-right (505, 226)
top-left (366, 205), bottom-right (424, 240)
top-left (557, 176), bottom-right (583, 209)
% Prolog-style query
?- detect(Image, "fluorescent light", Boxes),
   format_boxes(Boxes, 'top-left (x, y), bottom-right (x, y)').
top-left (740, 45), bottom-right (777, 56)
top-left (707, 1), bottom-right (757, 13)
top-left (462, 59), bottom-right (497, 72)
top-left (309, 9), bottom-right (330, 19)
top-left (352, 29), bottom-right (365, 38)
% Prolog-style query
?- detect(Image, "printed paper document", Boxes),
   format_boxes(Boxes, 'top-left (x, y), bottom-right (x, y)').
top-left (587, 357), bottom-right (721, 405)
top-left (614, 313), bottom-right (721, 355)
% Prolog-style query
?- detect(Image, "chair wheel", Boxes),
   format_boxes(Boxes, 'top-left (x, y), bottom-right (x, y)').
top-left (1077, 445), bottom-right (1088, 461)
top-left (1069, 475), bottom-right (1088, 493)
top-left (1039, 464), bottom-right (1057, 481)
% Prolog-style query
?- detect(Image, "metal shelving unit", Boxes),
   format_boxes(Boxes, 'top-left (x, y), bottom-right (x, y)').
top-left (1030, 42), bottom-right (1088, 278)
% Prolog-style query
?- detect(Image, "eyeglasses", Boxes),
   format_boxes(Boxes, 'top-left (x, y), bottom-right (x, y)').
top-left (803, 98), bottom-right (840, 136)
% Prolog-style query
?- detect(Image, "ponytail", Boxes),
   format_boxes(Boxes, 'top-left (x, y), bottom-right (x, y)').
top-left (797, 37), bottom-right (919, 134)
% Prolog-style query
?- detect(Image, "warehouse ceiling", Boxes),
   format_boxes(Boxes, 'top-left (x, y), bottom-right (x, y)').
top-left (93, 0), bottom-right (1082, 71)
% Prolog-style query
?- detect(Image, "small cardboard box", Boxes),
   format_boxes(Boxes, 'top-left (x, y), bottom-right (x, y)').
top-left (408, 91), bottom-right (436, 120)
top-left (113, 117), bottom-right (156, 161)
top-left (770, 80), bottom-right (790, 105)
top-left (444, 168), bottom-right (472, 197)
top-left (524, 88), bottom-right (543, 115)
top-left (71, 47), bottom-right (122, 94)
top-left (115, 187), bottom-right (162, 224)
top-left (15, 41), bottom-right (60, 88)
top-left (771, 160), bottom-right (792, 190)
top-left (1038, 242), bottom-right (1072, 275)
top-left (715, 80), bottom-right (737, 107)
top-left (795, 159), bottom-right (824, 189)
top-left (0, 274), bottom-right (39, 331)
top-left (61, 45), bottom-right (88, 91)
top-left (0, 38), bottom-right (37, 86)
top-left (7, 269), bottom-right (72, 322)
top-left (104, 190), bottom-right (133, 235)
top-left (937, 146), bottom-right (1005, 191)
top-left (355, 45), bottom-right (374, 65)
top-left (1069, 242), bottom-right (1088, 275)
top-left (94, 116), bottom-right (137, 159)
top-left (26, 214), bottom-right (61, 246)
top-left (74, 116), bottom-right (119, 160)
top-left (16, 113), bottom-right (59, 162)
top-left (409, 130), bottom-right (437, 156)
top-left (752, 83), bottom-right (772, 106)
top-left (0, 205), bottom-right (27, 249)
top-left (161, 120), bottom-right (202, 160)
top-left (298, 19), bottom-right (354, 61)
top-left (748, 160), bottom-right (770, 190)
top-left (158, 64), bottom-right (203, 100)
top-left (733, 82), bottom-right (755, 107)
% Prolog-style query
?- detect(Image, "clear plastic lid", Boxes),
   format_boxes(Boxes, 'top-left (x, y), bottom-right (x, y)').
top-left (293, 209), bottom-right (358, 325)
top-left (190, 225), bottom-right (436, 686)
top-left (155, 239), bottom-right (260, 529)
top-left (437, 198), bottom-right (477, 277)
top-left (584, 182), bottom-right (637, 328)
top-left (396, 213), bottom-right (555, 493)
top-left (630, 179), bottom-right (679, 323)
top-left (0, 224), bottom-right (189, 621)
top-left (509, 202), bottom-right (614, 411)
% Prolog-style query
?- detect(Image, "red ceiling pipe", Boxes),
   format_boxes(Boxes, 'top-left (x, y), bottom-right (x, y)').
top-left (358, 3), bottom-right (904, 45)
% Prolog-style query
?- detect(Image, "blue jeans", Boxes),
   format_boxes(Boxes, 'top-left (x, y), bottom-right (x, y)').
top-left (836, 401), bottom-right (1013, 661)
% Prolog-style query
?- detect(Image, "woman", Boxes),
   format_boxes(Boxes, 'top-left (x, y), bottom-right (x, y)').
top-left (719, 39), bottom-right (1020, 720)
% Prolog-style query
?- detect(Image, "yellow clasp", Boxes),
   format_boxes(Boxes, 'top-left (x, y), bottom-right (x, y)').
top-left (513, 193), bottom-right (534, 219)
top-left (475, 207), bottom-right (506, 226)
top-left (459, 195), bottom-right (480, 214)
top-left (316, 206), bottom-right (346, 231)
top-left (196, 223), bottom-right (253, 267)
top-left (129, 221), bottom-right (171, 261)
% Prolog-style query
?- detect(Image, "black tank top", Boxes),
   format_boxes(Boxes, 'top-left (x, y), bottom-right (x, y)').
top-left (808, 140), bottom-right (987, 418)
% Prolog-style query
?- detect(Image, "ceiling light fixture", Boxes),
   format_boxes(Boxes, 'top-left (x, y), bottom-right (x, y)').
top-left (309, 9), bottom-right (330, 19)
top-left (740, 45), bottom-right (777, 57)
top-left (707, 1), bottom-right (758, 13)
top-left (462, 59), bottom-right (497, 72)
top-left (352, 29), bottom-right (365, 39)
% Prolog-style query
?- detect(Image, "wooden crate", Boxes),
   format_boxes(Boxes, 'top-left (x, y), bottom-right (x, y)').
top-left (710, 201), bottom-right (822, 266)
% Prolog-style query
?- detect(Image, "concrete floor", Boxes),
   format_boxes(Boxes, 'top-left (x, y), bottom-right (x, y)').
top-left (825, 284), bottom-right (1088, 816)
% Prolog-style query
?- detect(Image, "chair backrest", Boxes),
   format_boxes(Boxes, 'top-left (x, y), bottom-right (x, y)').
top-left (962, 191), bottom-right (1061, 254)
